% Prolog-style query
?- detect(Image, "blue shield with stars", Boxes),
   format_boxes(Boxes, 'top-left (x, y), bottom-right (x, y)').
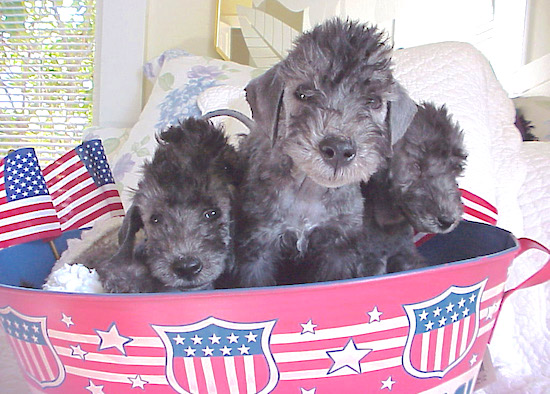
top-left (0, 306), bottom-right (65, 388)
top-left (402, 280), bottom-right (487, 378)
top-left (152, 317), bottom-right (279, 394)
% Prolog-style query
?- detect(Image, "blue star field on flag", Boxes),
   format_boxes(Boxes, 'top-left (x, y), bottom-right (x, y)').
top-left (4, 149), bottom-right (49, 202)
top-left (75, 140), bottom-right (116, 187)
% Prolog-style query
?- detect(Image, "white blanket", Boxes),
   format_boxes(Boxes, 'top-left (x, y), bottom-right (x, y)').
top-left (479, 142), bottom-right (550, 394)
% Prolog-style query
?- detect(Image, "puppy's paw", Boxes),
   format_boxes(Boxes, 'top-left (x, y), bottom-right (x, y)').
top-left (307, 226), bottom-right (343, 250)
top-left (386, 253), bottom-right (426, 273)
top-left (99, 263), bottom-right (153, 293)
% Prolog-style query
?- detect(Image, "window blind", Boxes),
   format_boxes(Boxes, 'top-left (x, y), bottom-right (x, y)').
top-left (0, 0), bottom-right (96, 166)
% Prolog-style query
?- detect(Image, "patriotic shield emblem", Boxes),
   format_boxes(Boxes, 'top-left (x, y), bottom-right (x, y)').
top-left (153, 316), bottom-right (279, 394)
top-left (402, 279), bottom-right (487, 378)
top-left (0, 306), bottom-right (65, 388)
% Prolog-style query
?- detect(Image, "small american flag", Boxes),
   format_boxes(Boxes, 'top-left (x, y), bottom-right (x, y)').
top-left (0, 148), bottom-right (61, 248)
top-left (42, 139), bottom-right (125, 231)
top-left (460, 189), bottom-right (497, 226)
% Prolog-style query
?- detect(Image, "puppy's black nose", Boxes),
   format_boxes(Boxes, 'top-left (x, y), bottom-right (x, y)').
top-left (319, 136), bottom-right (356, 168)
top-left (437, 216), bottom-right (457, 231)
top-left (172, 257), bottom-right (203, 279)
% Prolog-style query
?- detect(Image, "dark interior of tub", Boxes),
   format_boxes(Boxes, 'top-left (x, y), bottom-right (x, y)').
top-left (0, 221), bottom-right (517, 289)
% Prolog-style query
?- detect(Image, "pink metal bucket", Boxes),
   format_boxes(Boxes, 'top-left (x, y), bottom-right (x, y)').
top-left (0, 221), bottom-right (549, 393)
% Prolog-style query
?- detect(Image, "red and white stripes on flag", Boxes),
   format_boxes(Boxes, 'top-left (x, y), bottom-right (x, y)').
top-left (0, 148), bottom-right (61, 248)
top-left (460, 189), bottom-right (497, 225)
top-left (42, 140), bottom-right (124, 231)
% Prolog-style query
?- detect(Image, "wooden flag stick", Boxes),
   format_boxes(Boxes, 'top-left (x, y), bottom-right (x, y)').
top-left (48, 240), bottom-right (61, 260)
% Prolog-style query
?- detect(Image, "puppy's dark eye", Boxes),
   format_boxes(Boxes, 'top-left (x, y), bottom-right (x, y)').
top-left (366, 96), bottom-right (383, 109)
top-left (150, 214), bottom-right (162, 225)
top-left (294, 85), bottom-right (315, 101)
top-left (295, 90), bottom-right (308, 101)
top-left (203, 208), bottom-right (220, 220)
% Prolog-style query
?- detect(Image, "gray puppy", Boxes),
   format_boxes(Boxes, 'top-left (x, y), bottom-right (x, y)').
top-left (359, 103), bottom-right (466, 273)
top-left (387, 102), bottom-right (467, 234)
top-left (232, 19), bottom-right (418, 287)
top-left (89, 118), bottom-right (241, 293)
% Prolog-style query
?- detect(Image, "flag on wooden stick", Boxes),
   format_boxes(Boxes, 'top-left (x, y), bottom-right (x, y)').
top-left (0, 148), bottom-right (62, 248)
top-left (43, 139), bottom-right (125, 231)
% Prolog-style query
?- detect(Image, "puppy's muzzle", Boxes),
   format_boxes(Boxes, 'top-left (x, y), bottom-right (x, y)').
top-left (171, 257), bottom-right (203, 280)
top-left (437, 216), bottom-right (457, 231)
top-left (319, 136), bottom-right (356, 169)
top-left (435, 215), bottom-right (461, 234)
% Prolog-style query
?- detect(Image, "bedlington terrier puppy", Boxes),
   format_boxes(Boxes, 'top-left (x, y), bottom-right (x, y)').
top-left (231, 18), bottom-right (419, 287)
top-left (355, 102), bottom-right (466, 273)
top-left (386, 102), bottom-right (467, 234)
top-left (86, 117), bottom-right (241, 293)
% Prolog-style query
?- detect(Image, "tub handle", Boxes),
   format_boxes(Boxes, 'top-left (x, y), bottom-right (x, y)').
top-left (502, 238), bottom-right (550, 303)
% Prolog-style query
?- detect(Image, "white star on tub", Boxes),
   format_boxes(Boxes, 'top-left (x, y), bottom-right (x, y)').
top-left (95, 322), bottom-right (133, 356)
top-left (245, 331), bottom-right (258, 342)
top-left (128, 374), bottom-right (149, 390)
top-left (85, 380), bottom-right (104, 394)
top-left (61, 313), bottom-right (74, 328)
top-left (418, 310), bottom-right (429, 321)
top-left (368, 306), bottom-right (383, 323)
top-left (326, 338), bottom-right (372, 374)
top-left (470, 353), bottom-right (478, 366)
top-left (70, 344), bottom-right (88, 360)
top-left (301, 319), bottom-right (318, 334)
top-left (381, 376), bottom-right (396, 390)
top-left (300, 388), bottom-right (316, 394)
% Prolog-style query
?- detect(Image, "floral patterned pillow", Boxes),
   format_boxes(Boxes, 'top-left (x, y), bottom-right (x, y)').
top-left (86, 51), bottom-right (259, 208)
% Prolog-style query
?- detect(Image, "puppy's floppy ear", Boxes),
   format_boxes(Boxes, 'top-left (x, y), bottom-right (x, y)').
top-left (245, 66), bottom-right (285, 143)
top-left (117, 204), bottom-right (143, 258)
top-left (387, 81), bottom-right (417, 145)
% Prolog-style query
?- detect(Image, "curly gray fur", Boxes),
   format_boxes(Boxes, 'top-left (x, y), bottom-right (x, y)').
top-left (387, 102), bottom-right (467, 234)
top-left (87, 118), bottom-right (241, 293)
top-left (231, 18), bottom-right (420, 287)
